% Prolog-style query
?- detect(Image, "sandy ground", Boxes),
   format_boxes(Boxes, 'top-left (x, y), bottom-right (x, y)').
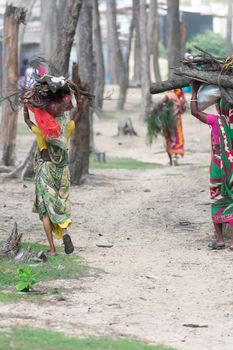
top-left (0, 88), bottom-right (233, 350)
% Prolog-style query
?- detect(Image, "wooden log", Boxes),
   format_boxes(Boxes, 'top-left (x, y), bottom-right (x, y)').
top-left (150, 67), bottom-right (233, 95)
top-left (150, 76), bottom-right (191, 94)
top-left (174, 67), bottom-right (233, 88)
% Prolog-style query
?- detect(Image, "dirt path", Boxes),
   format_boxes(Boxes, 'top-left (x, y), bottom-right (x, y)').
top-left (0, 91), bottom-right (233, 350)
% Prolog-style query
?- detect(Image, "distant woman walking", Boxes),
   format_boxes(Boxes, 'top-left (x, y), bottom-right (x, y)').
top-left (164, 89), bottom-right (186, 165)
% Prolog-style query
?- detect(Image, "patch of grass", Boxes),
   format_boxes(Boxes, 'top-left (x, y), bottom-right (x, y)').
top-left (90, 157), bottom-right (161, 170)
top-left (0, 242), bottom-right (87, 300)
top-left (0, 327), bottom-right (176, 350)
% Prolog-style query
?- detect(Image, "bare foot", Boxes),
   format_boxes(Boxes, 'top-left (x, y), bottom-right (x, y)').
top-left (49, 251), bottom-right (57, 256)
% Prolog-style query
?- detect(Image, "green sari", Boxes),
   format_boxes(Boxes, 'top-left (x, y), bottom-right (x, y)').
top-left (33, 113), bottom-right (72, 239)
top-left (210, 100), bottom-right (233, 226)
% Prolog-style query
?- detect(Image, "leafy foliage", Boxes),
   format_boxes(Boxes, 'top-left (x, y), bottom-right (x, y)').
top-left (146, 99), bottom-right (176, 145)
top-left (186, 30), bottom-right (230, 57)
top-left (16, 268), bottom-right (37, 292)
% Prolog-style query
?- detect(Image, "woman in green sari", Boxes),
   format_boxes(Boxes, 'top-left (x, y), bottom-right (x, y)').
top-left (191, 81), bottom-right (233, 250)
top-left (24, 76), bottom-right (82, 256)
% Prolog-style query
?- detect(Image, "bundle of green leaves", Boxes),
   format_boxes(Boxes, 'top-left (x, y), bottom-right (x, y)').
top-left (146, 99), bottom-right (177, 145)
top-left (16, 267), bottom-right (37, 292)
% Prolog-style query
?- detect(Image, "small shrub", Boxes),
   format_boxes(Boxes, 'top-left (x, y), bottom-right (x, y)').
top-left (16, 267), bottom-right (37, 292)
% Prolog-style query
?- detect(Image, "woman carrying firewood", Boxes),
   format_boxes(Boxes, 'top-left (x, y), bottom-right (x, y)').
top-left (23, 75), bottom-right (83, 256)
top-left (164, 89), bottom-right (186, 165)
top-left (190, 81), bottom-right (233, 250)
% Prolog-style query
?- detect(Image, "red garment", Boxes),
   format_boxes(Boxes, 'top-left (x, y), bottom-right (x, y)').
top-left (26, 104), bottom-right (61, 139)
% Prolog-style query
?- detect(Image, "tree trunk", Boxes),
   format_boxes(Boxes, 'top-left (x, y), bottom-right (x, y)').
top-left (148, 0), bottom-right (161, 82)
top-left (106, 0), bottom-right (119, 84)
top-left (70, 1), bottom-right (93, 185)
top-left (3, 141), bottom-right (36, 180)
top-left (167, 0), bottom-right (181, 78)
top-left (226, 0), bottom-right (233, 57)
top-left (139, 0), bottom-right (151, 120)
top-left (106, 0), bottom-right (128, 110)
top-left (40, 0), bottom-right (58, 62)
top-left (69, 65), bottom-right (90, 185)
top-left (57, 0), bottom-right (67, 38)
top-left (18, 0), bottom-right (36, 55)
top-left (1, 5), bottom-right (26, 166)
top-left (117, 17), bottom-right (134, 111)
top-left (132, 0), bottom-right (141, 84)
top-left (93, 0), bottom-right (105, 109)
top-left (52, 0), bottom-right (83, 76)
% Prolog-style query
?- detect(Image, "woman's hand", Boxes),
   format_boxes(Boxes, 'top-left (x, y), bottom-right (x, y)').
top-left (67, 80), bottom-right (78, 93)
top-left (192, 80), bottom-right (202, 94)
top-left (23, 104), bottom-right (34, 129)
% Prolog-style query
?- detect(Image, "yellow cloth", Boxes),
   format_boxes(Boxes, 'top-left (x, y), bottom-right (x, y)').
top-left (51, 219), bottom-right (72, 240)
top-left (32, 121), bottom-right (76, 152)
top-left (31, 125), bottom-right (47, 151)
top-left (66, 120), bottom-right (75, 142)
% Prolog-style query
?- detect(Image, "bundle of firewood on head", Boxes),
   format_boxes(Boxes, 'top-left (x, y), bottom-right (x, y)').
top-left (150, 46), bottom-right (233, 105)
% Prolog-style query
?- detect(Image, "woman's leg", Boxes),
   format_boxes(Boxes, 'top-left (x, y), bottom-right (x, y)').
top-left (42, 213), bottom-right (56, 256)
top-left (214, 223), bottom-right (224, 244)
top-left (228, 226), bottom-right (233, 249)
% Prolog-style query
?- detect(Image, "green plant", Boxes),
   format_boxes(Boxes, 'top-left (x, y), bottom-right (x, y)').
top-left (146, 99), bottom-right (176, 145)
top-left (186, 30), bottom-right (230, 57)
top-left (16, 267), bottom-right (37, 292)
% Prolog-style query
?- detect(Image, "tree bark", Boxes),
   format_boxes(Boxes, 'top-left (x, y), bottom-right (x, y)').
top-left (52, 0), bottom-right (83, 76)
top-left (106, 0), bottom-right (119, 84)
top-left (117, 17), bottom-right (134, 111)
top-left (1, 5), bottom-right (26, 166)
top-left (69, 65), bottom-right (90, 185)
top-left (148, 0), bottom-right (161, 82)
top-left (18, 0), bottom-right (36, 55)
top-left (106, 0), bottom-right (128, 110)
top-left (226, 0), bottom-right (233, 57)
top-left (93, 0), bottom-right (105, 109)
top-left (70, 1), bottom-right (93, 185)
top-left (139, 0), bottom-right (151, 119)
top-left (3, 141), bottom-right (36, 180)
top-left (167, 0), bottom-right (181, 78)
top-left (57, 0), bottom-right (67, 38)
top-left (132, 0), bottom-right (141, 83)
top-left (40, 0), bottom-right (58, 62)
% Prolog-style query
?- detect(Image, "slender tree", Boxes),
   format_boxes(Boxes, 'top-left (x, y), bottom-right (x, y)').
top-left (1, 5), bottom-right (26, 166)
top-left (69, 0), bottom-right (93, 185)
top-left (148, 0), bottom-right (161, 82)
top-left (93, 0), bottom-right (105, 109)
top-left (40, 0), bottom-right (57, 62)
top-left (132, 0), bottom-right (141, 84)
top-left (139, 0), bottom-right (151, 119)
top-left (167, 0), bottom-right (181, 78)
top-left (106, 0), bottom-right (129, 110)
top-left (52, 0), bottom-right (83, 76)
